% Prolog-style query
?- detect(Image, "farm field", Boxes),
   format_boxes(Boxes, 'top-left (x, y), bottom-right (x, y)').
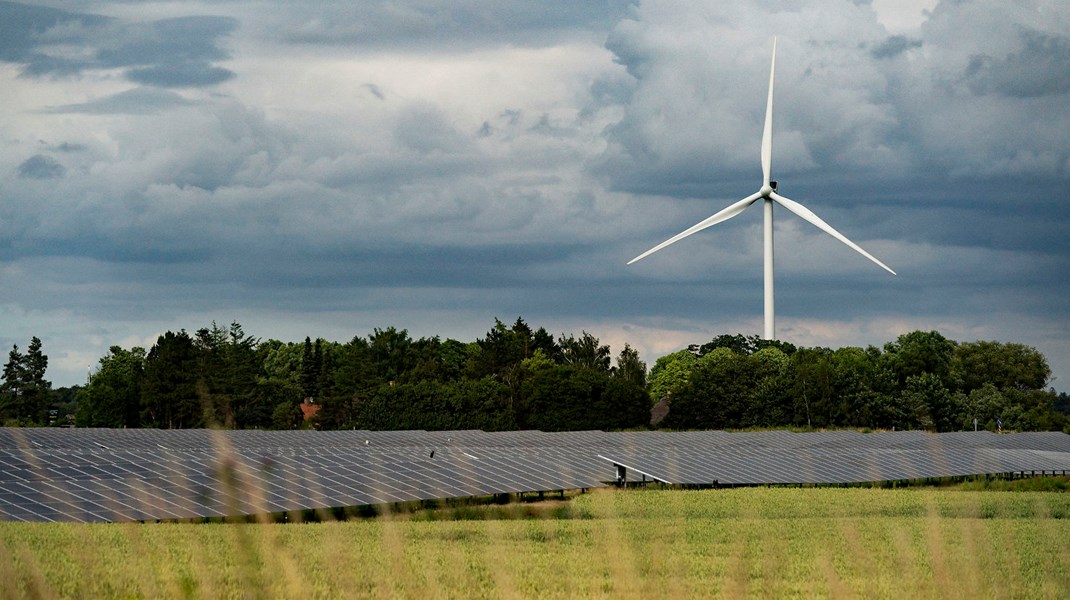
top-left (2, 487), bottom-right (1070, 599)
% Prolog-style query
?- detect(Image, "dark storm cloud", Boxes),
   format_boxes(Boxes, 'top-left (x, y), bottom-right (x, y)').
top-left (0, 2), bottom-right (235, 87)
top-left (965, 30), bottom-right (1070, 98)
top-left (17, 154), bottom-right (65, 179)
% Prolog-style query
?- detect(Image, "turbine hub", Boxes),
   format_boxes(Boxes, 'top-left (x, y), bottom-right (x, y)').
top-left (759, 184), bottom-right (773, 197)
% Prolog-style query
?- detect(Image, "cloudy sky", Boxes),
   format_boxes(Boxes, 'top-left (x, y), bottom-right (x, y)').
top-left (1, 0), bottom-right (1068, 390)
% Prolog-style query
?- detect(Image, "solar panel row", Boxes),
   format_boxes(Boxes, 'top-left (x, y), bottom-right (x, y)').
top-left (1, 428), bottom-right (1068, 522)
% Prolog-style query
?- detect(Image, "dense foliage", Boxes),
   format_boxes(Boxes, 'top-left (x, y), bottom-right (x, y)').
top-left (63, 318), bottom-right (650, 431)
top-left (4, 322), bottom-right (1069, 432)
top-left (655, 331), bottom-right (1066, 432)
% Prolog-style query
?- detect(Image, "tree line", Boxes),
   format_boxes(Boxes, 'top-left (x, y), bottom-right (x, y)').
top-left (651, 332), bottom-right (1066, 432)
top-left (4, 321), bottom-right (1069, 432)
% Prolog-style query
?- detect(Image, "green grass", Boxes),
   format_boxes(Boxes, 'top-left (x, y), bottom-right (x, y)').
top-left (3, 487), bottom-right (1070, 599)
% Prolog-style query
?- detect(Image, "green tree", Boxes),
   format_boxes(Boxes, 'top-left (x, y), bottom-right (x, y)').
top-left (883, 330), bottom-right (956, 385)
top-left (300, 336), bottom-right (318, 399)
top-left (368, 327), bottom-right (414, 383)
top-left (22, 337), bottom-right (51, 423)
top-left (466, 318), bottom-right (557, 379)
top-left (662, 348), bottom-right (755, 430)
top-left (0, 338), bottom-right (51, 424)
top-left (647, 349), bottom-right (698, 403)
top-left (950, 341), bottom-right (1050, 393)
top-left (827, 347), bottom-right (898, 429)
top-left (255, 339), bottom-right (305, 429)
top-left (959, 383), bottom-right (1006, 431)
top-left (614, 343), bottom-right (647, 391)
top-left (521, 365), bottom-right (607, 431)
top-left (78, 346), bottom-right (145, 428)
top-left (788, 347), bottom-right (833, 428)
top-left (899, 372), bottom-right (959, 431)
top-left (697, 334), bottom-right (796, 357)
top-left (559, 331), bottom-right (611, 372)
top-left (271, 401), bottom-right (302, 430)
top-left (141, 331), bottom-right (201, 428)
top-left (194, 322), bottom-right (261, 428)
top-left (0, 344), bottom-right (25, 423)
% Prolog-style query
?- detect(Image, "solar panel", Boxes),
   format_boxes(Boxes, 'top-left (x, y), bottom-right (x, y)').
top-left (1, 428), bottom-right (1068, 522)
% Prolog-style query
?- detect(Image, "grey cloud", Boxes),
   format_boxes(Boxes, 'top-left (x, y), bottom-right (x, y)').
top-left (51, 143), bottom-right (87, 153)
top-left (870, 35), bottom-right (921, 59)
top-left (126, 62), bottom-right (234, 87)
top-left (44, 88), bottom-right (194, 115)
top-left (965, 30), bottom-right (1070, 97)
top-left (97, 15), bottom-right (238, 88)
top-left (0, 1), bottom-right (110, 63)
top-left (282, 0), bottom-right (636, 47)
top-left (17, 154), bottom-right (65, 179)
top-left (0, 2), bottom-right (236, 88)
top-left (393, 106), bottom-right (473, 154)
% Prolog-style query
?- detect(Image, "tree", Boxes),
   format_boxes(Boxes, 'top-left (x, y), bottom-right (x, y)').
top-left (300, 336), bottom-right (318, 399)
top-left (950, 341), bottom-right (1050, 393)
top-left (271, 401), bottom-right (302, 430)
top-left (521, 365), bottom-right (608, 431)
top-left (899, 373), bottom-right (958, 431)
top-left (662, 348), bottom-right (757, 430)
top-left (256, 339), bottom-right (306, 429)
top-left (883, 330), bottom-right (956, 385)
top-left (466, 318), bottom-right (557, 379)
top-left (647, 349), bottom-right (697, 403)
top-left (788, 347), bottom-right (833, 428)
top-left (697, 334), bottom-right (796, 357)
top-left (368, 327), bottom-right (414, 384)
top-left (193, 322), bottom-right (261, 428)
top-left (0, 338), bottom-right (51, 424)
top-left (959, 384), bottom-right (1006, 431)
top-left (0, 344), bottom-right (25, 423)
top-left (78, 346), bottom-right (145, 428)
top-left (141, 331), bottom-right (201, 428)
top-left (614, 343), bottom-right (647, 390)
top-left (558, 331), bottom-right (611, 372)
top-left (23, 337), bottom-right (51, 423)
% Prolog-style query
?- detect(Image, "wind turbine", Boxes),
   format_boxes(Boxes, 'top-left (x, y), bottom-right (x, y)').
top-left (627, 38), bottom-right (896, 340)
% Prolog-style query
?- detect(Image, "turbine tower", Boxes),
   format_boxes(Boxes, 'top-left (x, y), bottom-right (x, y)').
top-left (628, 37), bottom-right (896, 340)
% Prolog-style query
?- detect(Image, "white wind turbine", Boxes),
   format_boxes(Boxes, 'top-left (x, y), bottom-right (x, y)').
top-left (628, 38), bottom-right (896, 340)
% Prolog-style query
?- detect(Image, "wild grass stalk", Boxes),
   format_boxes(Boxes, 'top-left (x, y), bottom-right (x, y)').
top-left (2, 487), bottom-right (1069, 599)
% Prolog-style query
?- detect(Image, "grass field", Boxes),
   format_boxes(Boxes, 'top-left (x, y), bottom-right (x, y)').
top-left (3, 487), bottom-right (1070, 599)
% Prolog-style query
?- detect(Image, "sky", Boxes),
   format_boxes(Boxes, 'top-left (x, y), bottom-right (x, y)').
top-left (1, 0), bottom-right (1068, 391)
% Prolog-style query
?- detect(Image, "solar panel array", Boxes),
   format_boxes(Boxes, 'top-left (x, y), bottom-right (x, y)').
top-left (1, 428), bottom-right (1068, 522)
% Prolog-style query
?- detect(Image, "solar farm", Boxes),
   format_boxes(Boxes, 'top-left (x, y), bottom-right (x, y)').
top-left (3, 427), bottom-right (1070, 523)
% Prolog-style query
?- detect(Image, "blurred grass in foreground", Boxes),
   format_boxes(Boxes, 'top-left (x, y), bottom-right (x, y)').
top-left (2, 487), bottom-right (1070, 599)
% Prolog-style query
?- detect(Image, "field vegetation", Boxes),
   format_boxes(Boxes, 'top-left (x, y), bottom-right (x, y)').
top-left (3, 486), bottom-right (1069, 599)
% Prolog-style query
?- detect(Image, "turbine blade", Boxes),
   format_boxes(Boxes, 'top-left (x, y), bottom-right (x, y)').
top-left (628, 192), bottom-right (763, 265)
top-left (761, 37), bottom-right (777, 188)
top-left (770, 192), bottom-right (896, 275)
